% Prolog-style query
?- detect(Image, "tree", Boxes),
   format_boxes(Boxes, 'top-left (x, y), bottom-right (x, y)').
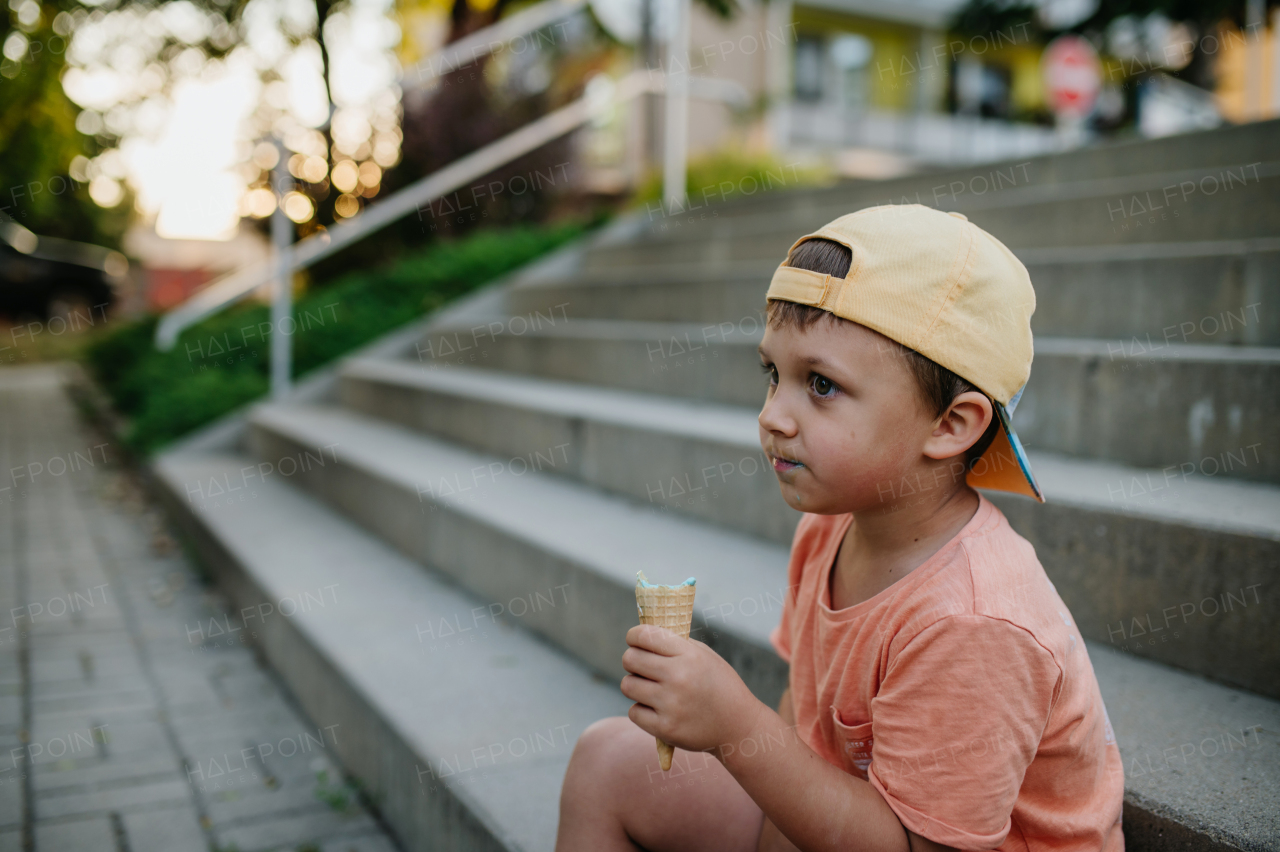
top-left (1, 2), bottom-right (127, 246)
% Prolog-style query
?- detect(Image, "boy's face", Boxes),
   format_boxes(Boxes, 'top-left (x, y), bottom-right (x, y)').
top-left (757, 315), bottom-right (942, 515)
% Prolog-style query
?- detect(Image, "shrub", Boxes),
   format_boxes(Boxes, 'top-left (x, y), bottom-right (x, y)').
top-left (85, 218), bottom-right (596, 453)
top-left (631, 148), bottom-right (832, 212)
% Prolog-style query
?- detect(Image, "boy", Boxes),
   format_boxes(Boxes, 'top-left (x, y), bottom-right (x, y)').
top-left (555, 205), bottom-right (1124, 851)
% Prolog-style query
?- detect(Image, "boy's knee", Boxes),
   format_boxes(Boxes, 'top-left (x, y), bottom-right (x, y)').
top-left (575, 716), bottom-right (638, 760)
top-left (567, 717), bottom-right (647, 779)
top-left (563, 717), bottom-right (639, 800)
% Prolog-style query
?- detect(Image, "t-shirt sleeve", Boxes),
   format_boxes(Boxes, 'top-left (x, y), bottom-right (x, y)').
top-left (866, 615), bottom-right (1061, 849)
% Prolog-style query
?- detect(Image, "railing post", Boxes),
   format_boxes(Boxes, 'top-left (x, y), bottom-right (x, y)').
top-left (662, 0), bottom-right (690, 215)
top-left (270, 140), bottom-right (294, 400)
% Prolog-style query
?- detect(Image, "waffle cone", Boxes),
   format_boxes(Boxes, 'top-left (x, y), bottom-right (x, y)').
top-left (635, 575), bottom-right (696, 771)
top-left (635, 583), bottom-right (697, 638)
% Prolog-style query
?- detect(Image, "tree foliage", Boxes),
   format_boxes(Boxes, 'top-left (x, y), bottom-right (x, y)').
top-left (1, 2), bottom-right (127, 245)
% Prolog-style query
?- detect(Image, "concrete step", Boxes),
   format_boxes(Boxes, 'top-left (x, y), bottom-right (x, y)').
top-left (986, 454), bottom-right (1279, 700)
top-left (695, 118), bottom-right (1280, 229)
top-left (333, 359), bottom-right (1280, 698)
top-left (415, 319), bottom-right (1280, 484)
top-left (585, 161), bottom-right (1280, 273)
top-left (1016, 337), bottom-right (1279, 484)
top-left (242, 401), bottom-right (793, 706)
top-left (153, 429), bottom-right (1280, 852)
top-left (152, 450), bottom-right (631, 852)
top-left (336, 358), bottom-right (790, 543)
top-left (1087, 644), bottom-right (1279, 852)
top-left (505, 241), bottom-right (1280, 346)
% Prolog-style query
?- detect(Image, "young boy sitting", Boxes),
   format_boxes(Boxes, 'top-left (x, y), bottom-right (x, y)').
top-left (555, 205), bottom-right (1124, 852)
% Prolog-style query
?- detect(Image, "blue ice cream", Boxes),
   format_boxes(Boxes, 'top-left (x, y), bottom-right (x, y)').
top-left (636, 571), bottom-right (696, 588)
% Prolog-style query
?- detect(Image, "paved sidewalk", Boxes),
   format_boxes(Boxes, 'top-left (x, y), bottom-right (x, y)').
top-left (0, 365), bottom-right (401, 852)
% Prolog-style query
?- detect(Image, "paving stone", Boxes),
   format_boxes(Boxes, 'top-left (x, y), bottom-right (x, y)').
top-left (317, 832), bottom-right (403, 852)
top-left (214, 806), bottom-right (384, 852)
top-left (122, 801), bottom-right (208, 852)
top-left (34, 814), bottom-right (117, 849)
top-left (35, 774), bottom-right (193, 819)
top-left (0, 776), bottom-right (20, 826)
top-left (0, 366), bottom-right (402, 851)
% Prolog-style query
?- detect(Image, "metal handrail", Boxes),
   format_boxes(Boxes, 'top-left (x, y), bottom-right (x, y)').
top-left (402, 0), bottom-right (590, 90)
top-left (154, 70), bottom-right (664, 351)
top-left (153, 72), bottom-right (746, 352)
top-left (153, 0), bottom-right (747, 398)
top-left (156, 0), bottom-right (600, 353)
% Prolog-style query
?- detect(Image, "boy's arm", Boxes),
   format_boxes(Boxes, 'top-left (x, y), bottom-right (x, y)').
top-left (777, 688), bottom-right (794, 726)
top-left (741, 701), bottom-right (952, 852)
top-left (624, 628), bottom-right (960, 852)
top-left (757, 690), bottom-right (946, 852)
top-left (756, 690), bottom-right (802, 852)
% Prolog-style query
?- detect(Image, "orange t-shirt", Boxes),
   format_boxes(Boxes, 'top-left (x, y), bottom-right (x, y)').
top-left (769, 494), bottom-right (1124, 851)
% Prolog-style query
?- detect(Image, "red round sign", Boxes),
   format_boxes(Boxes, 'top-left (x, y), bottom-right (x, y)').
top-left (1041, 35), bottom-right (1102, 118)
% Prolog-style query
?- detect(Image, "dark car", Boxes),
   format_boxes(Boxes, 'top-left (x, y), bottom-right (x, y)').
top-left (0, 216), bottom-right (126, 322)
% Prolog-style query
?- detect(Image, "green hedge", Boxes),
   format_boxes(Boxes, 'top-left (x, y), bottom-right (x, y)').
top-left (85, 218), bottom-right (598, 453)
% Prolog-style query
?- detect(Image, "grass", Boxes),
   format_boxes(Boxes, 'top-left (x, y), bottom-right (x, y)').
top-left (82, 217), bottom-right (600, 454)
top-left (631, 147), bottom-right (833, 213)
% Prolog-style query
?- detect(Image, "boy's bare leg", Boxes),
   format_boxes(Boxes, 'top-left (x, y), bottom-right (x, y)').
top-left (555, 716), bottom-right (765, 852)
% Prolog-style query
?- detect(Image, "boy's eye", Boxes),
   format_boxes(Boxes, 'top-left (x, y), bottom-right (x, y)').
top-left (811, 374), bottom-right (835, 396)
top-left (761, 363), bottom-right (777, 385)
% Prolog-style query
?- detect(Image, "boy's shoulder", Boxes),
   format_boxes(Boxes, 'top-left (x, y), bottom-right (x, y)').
top-left (899, 498), bottom-right (1073, 665)
top-left (790, 497), bottom-right (1067, 643)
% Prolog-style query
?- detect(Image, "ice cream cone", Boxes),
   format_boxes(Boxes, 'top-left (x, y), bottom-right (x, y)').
top-left (635, 571), bottom-right (696, 771)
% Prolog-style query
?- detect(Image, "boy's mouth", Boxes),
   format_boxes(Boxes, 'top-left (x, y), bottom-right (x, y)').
top-left (770, 454), bottom-right (805, 473)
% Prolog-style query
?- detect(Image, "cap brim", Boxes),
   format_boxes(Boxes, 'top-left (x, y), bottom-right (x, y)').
top-left (965, 401), bottom-right (1044, 502)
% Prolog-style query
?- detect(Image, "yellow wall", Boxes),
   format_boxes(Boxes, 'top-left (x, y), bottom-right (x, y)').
top-left (1215, 23), bottom-right (1278, 122)
top-left (789, 6), bottom-right (1047, 114)
top-left (790, 7), bottom-right (919, 111)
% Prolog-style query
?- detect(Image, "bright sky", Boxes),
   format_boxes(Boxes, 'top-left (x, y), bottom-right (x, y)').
top-left (62, 0), bottom-right (406, 240)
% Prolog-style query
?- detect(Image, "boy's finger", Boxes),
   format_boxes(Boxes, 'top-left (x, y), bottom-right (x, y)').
top-left (626, 624), bottom-right (686, 654)
top-left (627, 703), bottom-right (661, 738)
top-left (620, 673), bottom-right (662, 707)
top-left (621, 646), bottom-right (669, 680)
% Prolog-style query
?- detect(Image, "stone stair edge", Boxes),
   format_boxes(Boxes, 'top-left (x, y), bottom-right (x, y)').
top-left (613, 158), bottom-right (1280, 251)
top-left (339, 358), bottom-right (1280, 540)
top-left (417, 316), bottom-right (1280, 363)
top-left (508, 237), bottom-right (1280, 294)
top-left (631, 118), bottom-right (1280, 231)
top-left (332, 356), bottom-right (1279, 700)
top-left (158, 414), bottom-right (1280, 852)
top-left (243, 400), bottom-right (794, 698)
top-left (151, 450), bottom-right (629, 852)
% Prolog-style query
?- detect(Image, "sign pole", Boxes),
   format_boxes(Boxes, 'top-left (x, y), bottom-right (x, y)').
top-left (270, 141), bottom-right (294, 400)
top-left (662, 0), bottom-right (690, 215)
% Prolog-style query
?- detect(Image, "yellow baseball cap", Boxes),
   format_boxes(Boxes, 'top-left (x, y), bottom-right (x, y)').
top-left (765, 204), bottom-right (1044, 502)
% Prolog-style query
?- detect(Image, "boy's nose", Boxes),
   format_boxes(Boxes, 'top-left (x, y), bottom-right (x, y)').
top-left (758, 394), bottom-right (798, 438)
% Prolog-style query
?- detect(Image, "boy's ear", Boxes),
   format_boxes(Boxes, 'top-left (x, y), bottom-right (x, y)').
top-left (922, 391), bottom-right (993, 461)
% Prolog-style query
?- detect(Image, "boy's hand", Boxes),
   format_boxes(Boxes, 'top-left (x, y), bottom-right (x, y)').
top-left (621, 624), bottom-right (767, 755)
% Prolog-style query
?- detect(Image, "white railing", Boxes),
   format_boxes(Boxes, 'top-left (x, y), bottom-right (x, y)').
top-left (155, 70), bottom-right (660, 353)
top-left (785, 102), bottom-right (1070, 165)
top-left (155, 0), bottom-right (745, 400)
top-left (156, 0), bottom-right (600, 360)
top-left (401, 0), bottom-right (589, 90)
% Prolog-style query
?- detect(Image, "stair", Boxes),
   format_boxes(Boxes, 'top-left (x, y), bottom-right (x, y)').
top-left (152, 119), bottom-right (1280, 852)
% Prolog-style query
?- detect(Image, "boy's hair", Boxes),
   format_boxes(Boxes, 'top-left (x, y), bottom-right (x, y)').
top-left (767, 238), bottom-right (1000, 470)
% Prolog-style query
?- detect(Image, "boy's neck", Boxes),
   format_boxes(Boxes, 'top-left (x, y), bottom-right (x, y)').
top-left (829, 482), bottom-right (981, 612)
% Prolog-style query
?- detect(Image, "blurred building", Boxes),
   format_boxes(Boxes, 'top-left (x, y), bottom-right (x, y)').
top-left (593, 1), bottom-right (1280, 186)
top-left (123, 222), bottom-right (270, 313)
top-left (605, 0), bottom-right (1064, 184)
top-left (1215, 10), bottom-right (1280, 123)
